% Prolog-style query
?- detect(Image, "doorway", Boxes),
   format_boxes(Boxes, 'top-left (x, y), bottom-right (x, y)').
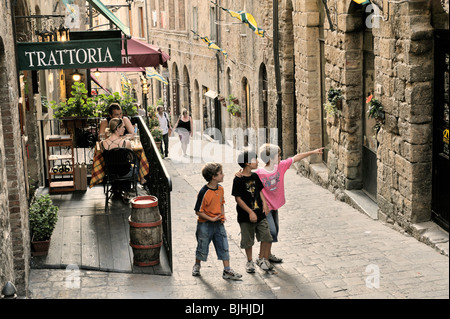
top-left (362, 25), bottom-right (377, 201)
top-left (432, 29), bottom-right (449, 231)
top-left (259, 63), bottom-right (269, 143)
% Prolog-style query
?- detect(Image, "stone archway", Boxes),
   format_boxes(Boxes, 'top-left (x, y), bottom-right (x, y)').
top-left (182, 65), bottom-right (191, 114)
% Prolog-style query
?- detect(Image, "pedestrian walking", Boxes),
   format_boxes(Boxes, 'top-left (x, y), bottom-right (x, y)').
top-left (173, 108), bottom-right (193, 156)
top-left (256, 143), bottom-right (323, 263)
top-left (156, 105), bottom-right (172, 158)
top-left (232, 149), bottom-right (273, 273)
top-left (192, 162), bottom-right (243, 280)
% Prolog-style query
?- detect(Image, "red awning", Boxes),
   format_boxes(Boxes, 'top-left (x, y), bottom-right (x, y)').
top-left (90, 74), bottom-right (111, 95)
top-left (97, 38), bottom-right (170, 72)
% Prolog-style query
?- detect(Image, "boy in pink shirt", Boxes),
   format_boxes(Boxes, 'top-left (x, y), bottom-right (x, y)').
top-left (255, 144), bottom-right (323, 263)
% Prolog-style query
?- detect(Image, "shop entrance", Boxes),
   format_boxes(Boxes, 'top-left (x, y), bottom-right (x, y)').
top-left (432, 30), bottom-right (449, 231)
top-left (362, 26), bottom-right (377, 201)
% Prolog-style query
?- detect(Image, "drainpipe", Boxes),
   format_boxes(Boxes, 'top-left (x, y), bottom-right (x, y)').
top-left (273, 0), bottom-right (282, 152)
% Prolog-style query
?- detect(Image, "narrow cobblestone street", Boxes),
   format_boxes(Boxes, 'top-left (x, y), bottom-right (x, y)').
top-left (28, 135), bottom-right (449, 300)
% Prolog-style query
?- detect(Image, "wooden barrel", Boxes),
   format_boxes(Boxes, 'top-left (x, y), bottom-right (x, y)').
top-left (129, 195), bottom-right (163, 266)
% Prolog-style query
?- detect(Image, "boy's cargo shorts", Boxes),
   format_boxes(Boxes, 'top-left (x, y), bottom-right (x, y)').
top-left (239, 218), bottom-right (273, 249)
top-left (195, 221), bottom-right (230, 261)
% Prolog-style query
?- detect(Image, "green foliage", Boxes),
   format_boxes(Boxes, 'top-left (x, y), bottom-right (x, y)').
top-left (367, 95), bottom-right (385, 131)
top-left (51, 82), bottom-right (137, 118)
top-left (50, 82), bottom-right (99, 118)
top-left (227, 94), bottom-right (237, 102)
top-left (151, 126), bottom-right (163, 142)
top-left (147, 104), bottom-right (161, 129)
top-left (29, 195), bottom-right (59, 242)
top-left (227, 102), bottom-right (240, 116)
top-left (95, 91), bottom-right (137, 117)
top-left (119, 92), bottom-right (137, 116)
top-left (323, 88), bottom-right (343, 117)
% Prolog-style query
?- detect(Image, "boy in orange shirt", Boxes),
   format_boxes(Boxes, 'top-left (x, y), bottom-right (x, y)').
top-left (192, 162), bottom-right (242, 280)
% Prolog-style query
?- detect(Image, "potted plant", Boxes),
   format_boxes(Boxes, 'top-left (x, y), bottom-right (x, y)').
top-left (50, 82), bottom-right (100, 120)
top-left (151, 126), bottom-right (163, 146)
top-left (228, 94), bottom-right (239, 105)
top-left (218, 95), bottom-right (226, 107)
top-left (366, 94), bottom-right (385, 131)
top-left (323, 88), bottom-right (343, 118)
top-left (147, 104), bottom-right (162, 129)
top-left (29, 194), bottom-right (59, 256)
top-left (95, 91), bottom-right (138, 117)
top-left (227, 102), bottom-right (241, 117)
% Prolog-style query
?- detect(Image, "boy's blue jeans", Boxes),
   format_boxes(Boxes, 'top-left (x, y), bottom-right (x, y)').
top-left (266, 210), bottom-right (279, 242)
top-left (195, 221), bottom-right (230, 261)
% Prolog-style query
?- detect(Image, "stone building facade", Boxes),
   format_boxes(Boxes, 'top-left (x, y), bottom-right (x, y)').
top-left (147, 0), bottom-right (449, 237)
top-left (0, 0), bottom-right (31, 297)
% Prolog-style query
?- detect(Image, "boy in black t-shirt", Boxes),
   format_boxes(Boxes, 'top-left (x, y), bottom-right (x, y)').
top-left (232, 149), bottom-right (273, 273)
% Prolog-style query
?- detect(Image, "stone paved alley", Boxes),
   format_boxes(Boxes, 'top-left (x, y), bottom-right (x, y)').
top-left (28, 135), bottom-right (449, 300)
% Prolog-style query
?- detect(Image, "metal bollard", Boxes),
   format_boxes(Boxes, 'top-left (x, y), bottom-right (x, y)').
top-left (1, 281), bottom-right (17, 299)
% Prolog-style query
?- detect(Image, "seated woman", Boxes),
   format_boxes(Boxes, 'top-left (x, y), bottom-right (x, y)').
top-left (101, 118), bottom-right (145, 199)
top-left (99, 103), bottom-right (134, 137)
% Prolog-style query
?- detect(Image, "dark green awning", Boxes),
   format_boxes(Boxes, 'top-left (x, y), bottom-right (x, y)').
top-left (87, 0), bottom-right (131, 38)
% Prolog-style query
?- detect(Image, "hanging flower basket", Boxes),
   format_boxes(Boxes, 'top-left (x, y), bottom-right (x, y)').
top-left (366, 94), bottom-right (385, 131)
top-left (323, 88), bottom-right (343, 117)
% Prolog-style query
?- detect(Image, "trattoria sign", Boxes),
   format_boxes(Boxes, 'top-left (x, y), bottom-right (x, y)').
top-left (17, 38), bottom-right (122, 70)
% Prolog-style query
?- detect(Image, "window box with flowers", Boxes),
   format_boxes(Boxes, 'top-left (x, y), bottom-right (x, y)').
top-left (366, 94), bottom-right (385, 132)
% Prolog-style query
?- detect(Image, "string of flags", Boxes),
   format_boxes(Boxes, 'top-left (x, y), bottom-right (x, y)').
top-left (215, 3), bottom-right (266, 38)
top-left (120, 73), bottom-right (132, 95)
top-left (145, 67), bottom-right (168, 85)
top-left (352, 0), bottom-right (370, 4)
top-left (191, 30), bottom-right (228, 60)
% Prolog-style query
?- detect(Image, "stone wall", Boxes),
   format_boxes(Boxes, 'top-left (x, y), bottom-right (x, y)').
top-left (0, 0), bottom-right (30, 296)
top-left (296, 0), bottom-right (448, 233)
top-left (375, 1), bottom-right (434, 228)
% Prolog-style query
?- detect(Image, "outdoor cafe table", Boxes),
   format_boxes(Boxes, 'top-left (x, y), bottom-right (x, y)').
top-left (89, 140), bottom-right (150, 188)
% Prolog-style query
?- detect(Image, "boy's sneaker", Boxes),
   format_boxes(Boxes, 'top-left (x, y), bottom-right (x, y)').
top-left (256, 258), bottom-right (273, 271)
top-left (223, 268), bottom-right (243, 280)
top-left (192, 264), bottom-right (201, 276)
top-left (246, 260), bottom-right (256, 273)
top-left (269, 254), bottom-right (283, 263)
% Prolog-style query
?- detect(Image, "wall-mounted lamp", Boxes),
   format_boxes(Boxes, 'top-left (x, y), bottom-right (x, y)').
top-left (93, 69), bottom-right (101, 77)
top-left (58, 25), bottom-right (70, 42)
top-left (35, 24), bottom-right (70, 42)
top-left (71, 70), bottom-right (82, 82)
top-left (141, 76), bottom-right (148, 94)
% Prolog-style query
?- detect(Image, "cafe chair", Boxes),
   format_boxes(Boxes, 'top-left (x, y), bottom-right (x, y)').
top-left (103, 148), bottom-right (138, 212)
